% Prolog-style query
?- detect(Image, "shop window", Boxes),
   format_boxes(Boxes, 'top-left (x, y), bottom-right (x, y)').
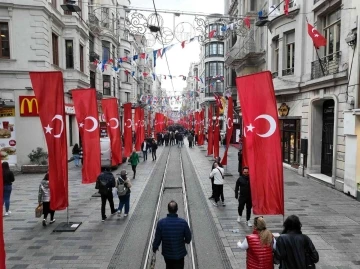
top-left (280, 119), bottom-right (301, 165)
top-left (0, 22), bottom-right (10, 58)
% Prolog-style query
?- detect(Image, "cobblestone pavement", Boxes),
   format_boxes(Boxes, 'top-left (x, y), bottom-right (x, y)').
top-left (4, 146), bottom-right (165, 269)
top-left (4, 141), bottom-right (360, 269)
top-left (186, 142), bottom-right (360, 269)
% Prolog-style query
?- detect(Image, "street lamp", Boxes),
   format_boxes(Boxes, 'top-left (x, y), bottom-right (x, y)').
top-left (61, 0), bottom-right (81, 13)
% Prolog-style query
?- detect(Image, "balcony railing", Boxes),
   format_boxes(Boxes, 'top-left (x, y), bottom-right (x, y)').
top-left (272, 71), bottom-right (278, 78)
top-left (311, 52), bottom-right (341, 80)
top-left (89, 51), bottom-right (100, 63)
top-left (282, 67), bottom-right (294, 76)
top-left (88, 13), bottom-right (100, 26)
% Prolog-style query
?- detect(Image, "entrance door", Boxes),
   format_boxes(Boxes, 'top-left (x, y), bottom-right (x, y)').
top-left (321, 99), bottom-right (334, 176)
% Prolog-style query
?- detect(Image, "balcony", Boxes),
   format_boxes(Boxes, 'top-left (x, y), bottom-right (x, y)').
top-left (311, 52), bottom-right (341, 80)
top-left (282, 67), bottom-right (294, 76)
top-left (225, 29), bottom-right (266, 68)
top-left (88, 13), bottom-right (100, 34)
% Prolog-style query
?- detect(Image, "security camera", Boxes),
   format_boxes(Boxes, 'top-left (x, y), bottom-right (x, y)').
top-left (345, 32), bottom-right (357, 46)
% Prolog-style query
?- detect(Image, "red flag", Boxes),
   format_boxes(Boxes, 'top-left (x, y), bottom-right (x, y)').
top-left (72, 89), bottom-right (101, 184)
top-left (123, 103), bottom-right (133, 157)
top-left (101, 98), bottom-right (122, 166)
top-left (154, 113), bottom-right (160, 133)
top-left (221, 97), bottom-right (234, 165)
top-left (143, 72), bottom-right (149, 77)
top-left (124, 69), bottom-right (130, 75)
top-left (140, 108), bottom-right (145, 142)
top-left (213, 107), bottom-right (220, 158)
top-left (0, 163), bottom-right (4, 267)
top-left (147, 110), bottom-right (151, 137)
top-left (307, 23), bottom-right (327, 49)
top-left (284, 0), bottom-right (289, 15)
top-left (194, 111), bottom-right (200, 134)
top-left (236, 71), bottom-right (284, 215)
top-left (134, 107), bottom-right (141, 151)
top-left (244, 17), bottom-right (251, 29)
top-left (159, 113), bottom-right (165, 131)
top-left (122, 56), bottom-right (128, 62)
top-left (181, 41), bottom-right (186, 48)
top-left (207, 106), bottom-right (213, 155)
top-left (29, 72), bottom-right (68, 210)
top-left (195, 76), bottom-right (200, 82)
top-left (209, 29), bottom-right (216, 38)
top-left (157, 49), bottom-right (162, 58)
top-left (198, 110), bottom-right (204, 145)
top-left (140, 53), bottom-right (146, 59)
top-left (214, 94), bottom-right (223, 110)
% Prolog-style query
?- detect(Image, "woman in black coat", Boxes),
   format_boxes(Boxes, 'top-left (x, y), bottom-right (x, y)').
top-left (3, 162), bottom-right (15, 216)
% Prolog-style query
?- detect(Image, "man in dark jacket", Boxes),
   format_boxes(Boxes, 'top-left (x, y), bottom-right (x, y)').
top-left (235, 166), bottom-right (252, 227)
top-left (95, 169), bottom-right (117, 221)
top-left (188, 133), bottom-right (194, 148)
top-left (153, 201), bottom-right (192, 269)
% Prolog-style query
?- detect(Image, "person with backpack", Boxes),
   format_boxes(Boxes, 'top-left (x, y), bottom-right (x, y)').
top-left (116, 170), bottom-right (132, 217)
top-left (95, 169), bottom-right (117, 222)
top-left (128, 148), bottom-right (140, 179)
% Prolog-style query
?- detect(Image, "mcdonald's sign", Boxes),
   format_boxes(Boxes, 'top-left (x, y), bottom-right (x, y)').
top-left (19, 96), bottom-right (39, 116)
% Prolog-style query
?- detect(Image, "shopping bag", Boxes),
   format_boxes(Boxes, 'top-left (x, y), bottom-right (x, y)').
top-left (35, 204), bottom-right (43, 218)
top-left (150, 252), bottom-right (156, 269)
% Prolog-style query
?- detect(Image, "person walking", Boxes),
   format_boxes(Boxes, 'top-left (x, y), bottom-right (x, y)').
top-left (116, 170), bottom-right (132, 217)
top-left (275, 215), bottom-right (319, 269)
top-left (141, 139), bottom-right (148, 161)
top-left (237, 216), bottom-right (276, 268)
top-left (72, 143), bottom-right (81, 167)
top-left (209, 157), bottom-right (223, 201)
top-left (188, 133), bottom-right (194, 148)
top-left (178, 133), bottom-right (184, 148)
top-left (153, 201), bottom-right (192, 269)
top-left (151, 139), bottom-right (158, 161)
top-left (235, 166), bottom-right (253, 227)
top-left (95, 169), bottom-right (117, 222)
top-left (38, 173), bottom-right (55, 226)
top-left (209, 162), bottom-right (225, 207)
top-left (129, 148), bottom-right (140, 179)
top-left (3, 162), bottom-right (14, 216)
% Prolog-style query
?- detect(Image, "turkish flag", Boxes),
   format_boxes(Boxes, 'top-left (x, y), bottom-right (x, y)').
top-left (123, 103), bottom-right (133, 157)
top-left (148, 110), bottom-right (151, 137)
top-left (140, 109), bottom-right (145, 141)
top-left (221, 97), bottom-right (234, 165)
top-left (159, 113), bottom-right (165, 131)
top-left (213, 107), bottom-right (220, 158)
top-left (284, 0), bottom-right (289, 15)
top-left (198, 110), bottom-right (204, 145)
top-left (30, 72), bottom-right (68, 210)
top-left (207, 106), bottom-right (213, 155)
top-left (307, 23), bottom-right (327, 49)
top-left (134, 107), bottom-right (141, 151)
top-left (101, 98), bottom-right (122, 166)
top-left (72, 89), bottom-right (101, 184)
top-left (194, 112), bottom-right (200, 134)
top-left (236, 71), bottom-right (284, 215)
top-left (0, 160), bottom-right (5, 266)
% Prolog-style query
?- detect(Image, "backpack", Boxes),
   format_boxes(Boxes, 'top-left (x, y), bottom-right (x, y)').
top-left (117, 177), bottom-right (128, 197)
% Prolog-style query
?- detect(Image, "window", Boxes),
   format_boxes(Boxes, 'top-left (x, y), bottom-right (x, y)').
top-left (125, 92), bottom-right (130, 102)
top-left (63, 0), bottom-right (72, 15)
top-left (205, 61), bottom-right (224, 96)
top-left (103, 75), bottom-right (111, 95)
top-left (126, 73), bottom-right (130, 83)
top-left (65, 40), bottom-right (74, 69)
top-left (79, 44), bottom-right (84, 72)
top-left (273, 38), bottom-right (279, 76)
top-left (0, 22), bottom-right (10, 59)
top-left (51, 0), bottom-right (56, 8)
top-left (205, 42), bottom-right (224, 57)
top-left (324, 9), bottom-right (341, 57)
top-left (90, 71), bottom-right (96, 88)
top-left (124, 49), bottom-right (130, 62)
top-left (250, 0), bottom-right (257, 11)
top-left (102, 41), bottom-right (110, 62)
top-left (283, 31), bottom-right (295, 76)
top-left (52, 33), bottom-right (59, 65)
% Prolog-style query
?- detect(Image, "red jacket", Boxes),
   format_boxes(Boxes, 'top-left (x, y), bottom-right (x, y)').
top-left (246, 230), bottom-right (274, 269)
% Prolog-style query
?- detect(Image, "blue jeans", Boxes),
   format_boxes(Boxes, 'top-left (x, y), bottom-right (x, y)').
top-left (142, 150), bottom-right (147, 161)
top-left (118, 194), bottom-right (130, 214)
top-left (3, 185), bottom-right (12, 212)
top-left (73, 154), bottom-right (80, 166)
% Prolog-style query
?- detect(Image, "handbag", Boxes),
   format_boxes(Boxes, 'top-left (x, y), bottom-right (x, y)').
top-left (35, 204), bottom-right (43, 218)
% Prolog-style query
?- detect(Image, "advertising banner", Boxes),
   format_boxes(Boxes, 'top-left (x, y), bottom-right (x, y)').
top-left (0, 108), bottom-right (16, 164)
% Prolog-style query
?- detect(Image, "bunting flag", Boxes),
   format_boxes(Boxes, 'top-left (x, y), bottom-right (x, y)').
top-left (153, 50), bottom-right (157, 67)
top-left (72, 89), bottom-right (101, 184)
top-left (123, 103), bottom-right (133, 157)
top-left (140, 53), bottom-right (146, 59)
top-left (207, 106), bottom-right (213, 155)
top-left (213, 107), bottom-right (220, 158)
top-left (0, 163), bottom-right (5, 268)
top-left (181, 41), bottom-right (186, 48)
top-left (134, 107), bottom-right (141, 151)
top-left (101, 98), bottom-right (122, 166)
top-left (236, 71), bottom-right (284, 215)
top-left (244, 17), bottom-right (251, 28)
top-left (29, 71), bottom-right (68, 209)
top-left (209, 29), bottom-right (216, 38)
top-left (221, 97), bottom-right (234, 165)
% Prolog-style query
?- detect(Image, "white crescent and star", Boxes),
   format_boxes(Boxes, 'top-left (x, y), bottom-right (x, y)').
top-left (83, 116), bottom-right (98, 132)
top-left (311, 27), bottom-right (319, 37)
top-left (244, 114), bottom-right (277, 138)
top-left (126, 119), bottom-right (132, 128)
top-left (227, 117), bottom-right (233, 129)
top-left (108, 118), bottom-right (119, 129)
top-left (44, 114), bottom-right (64, 138)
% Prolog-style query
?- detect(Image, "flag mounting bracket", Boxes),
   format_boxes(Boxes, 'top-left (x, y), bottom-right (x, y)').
top-left (53, 222), bottom-right (82, 232)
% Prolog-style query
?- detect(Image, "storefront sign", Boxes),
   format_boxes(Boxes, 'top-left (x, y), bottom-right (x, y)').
top-left (278, 103), bottom-right (290, 117)
top-left (100, 122), bottom-right (108, 138)
top-left (65, 104), bottom-right (75, 115)
top-left (19, 96), bottom-right (39, 116)
top-left (0, 107), bottom-right (17, 164)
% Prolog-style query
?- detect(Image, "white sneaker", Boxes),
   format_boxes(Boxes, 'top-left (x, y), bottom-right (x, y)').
top-left (247, 221), bottom-right (253, 227)
top-left (212, 202), bottom-right (218, 207)
top-left (7, 211), bottom-right (11, 215)
top-left (237, 216), bottom-right (241, 223)
top-left (4, 212), bottom-right (9, 216)
top-left (117, 210), bottom-right (121, 216)
top-left (124, 214), bottom-right (128, 217)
